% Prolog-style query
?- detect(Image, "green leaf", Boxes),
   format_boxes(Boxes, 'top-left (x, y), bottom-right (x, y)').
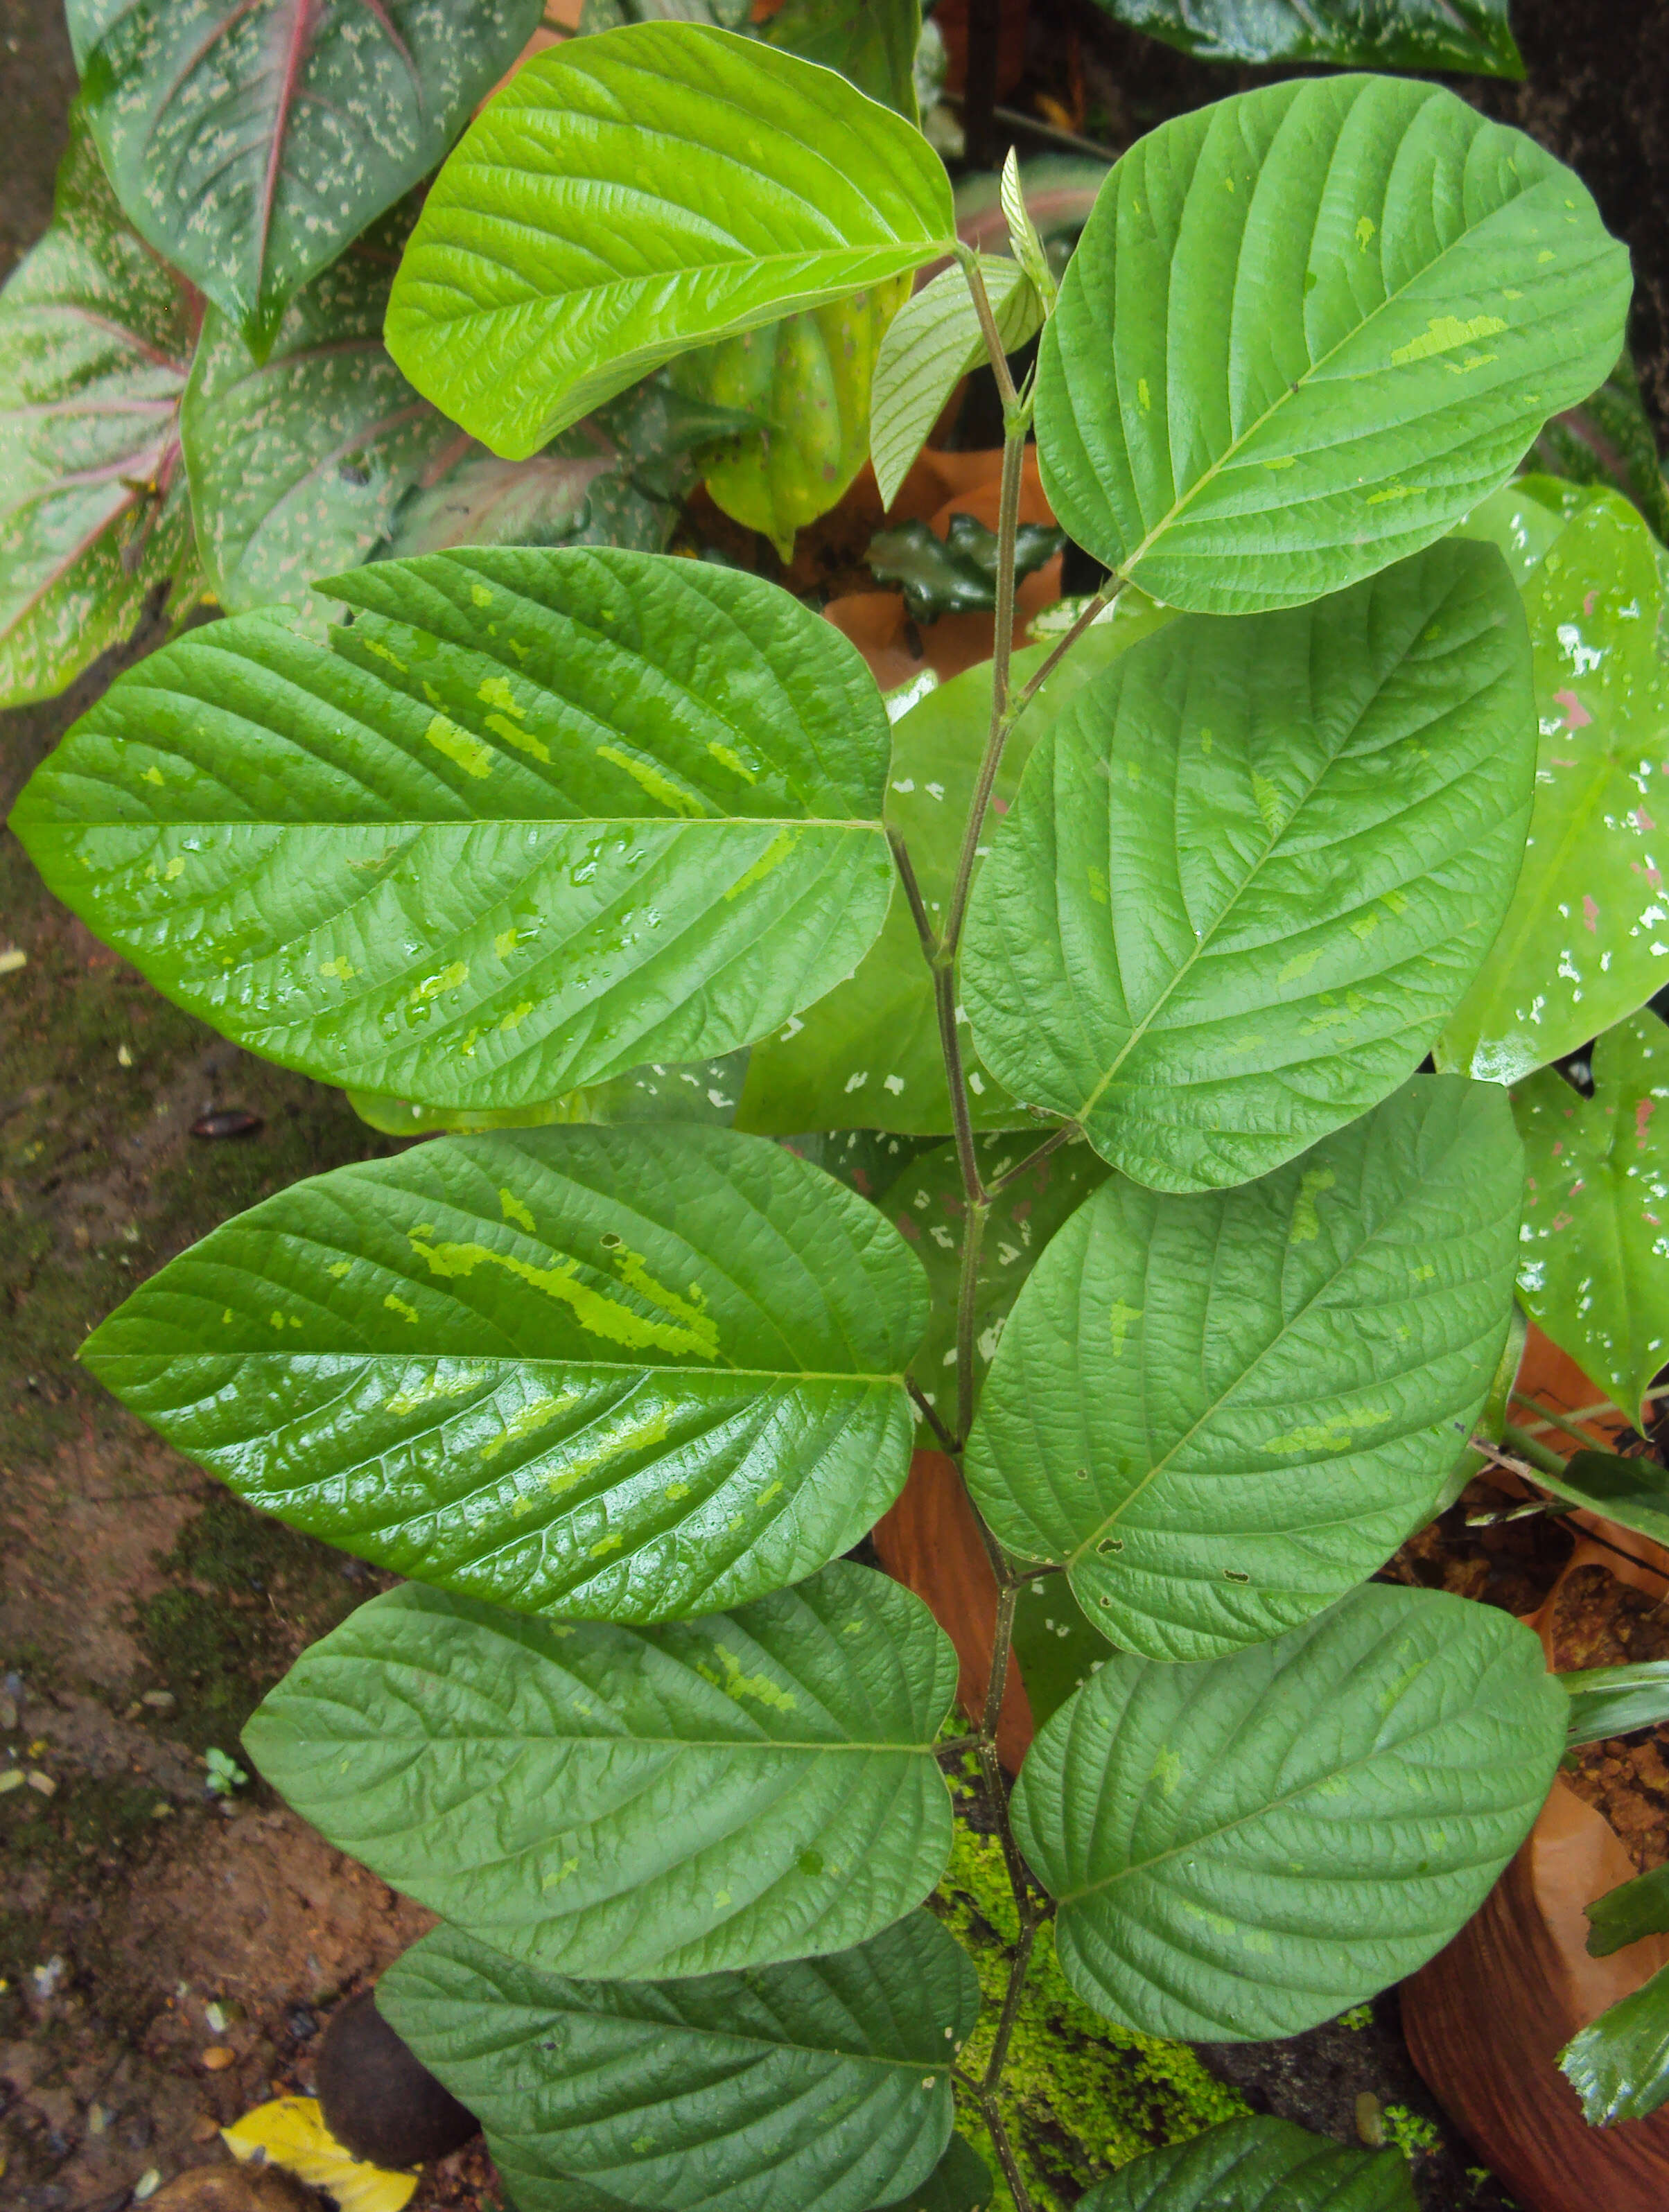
top-left (1090, 0), bottom-right (1522, 77)
top-left (83, 1125), bottom-right (927, 1622)
top-left (385, 24), bottom-right (955, 460)
top-left (671, 280), bottom-right (909, 563)
top-left (1526, 1450), bottom-right (1669, 1551)
top-left (1078, 2116), bottom-right (1415, 2212)
top-left (1001, 151), bottom-right (1058, 310)
top-left (1011, 1574), bottom-right (1112, 1736)
top-left (1531, 351), bottom-right (1669, 546)
top-left (868, 516), bottom-right (1065, 622)
top-left (0, 109), bottom-right (194, 708)
top-left (1433, 1295), bottom-right (1526, 1514)
top-left (885, 1134), bottom-right (1110, 1441)
top-left (68, 0), bottom-right (544, 357)
top-left (1586, 1863), bottom-right (1669, 1958)
top-left (954, 157), bottom-right (1108, 270)
top-left (874, 2137), bottom-right (992, 2212)
top-left (1451, 475), bottom-right (1568, 586)
top-left (1012, 1582), bottom-right (1566, 2039)
top-left (1563, 1661), bottom-right (1669, 1749)
top-left (871, 258), bottom-right (1043, 511)
top-left (1560, 1963), bottom-right (1669, 2124)
top-left (180, 207), bottom-right (455, 620)
top-left (347, 1050), bottom-right (753, 1138)
top-left (764, 0), bottom-right (922, 119)
top-left (378, 1913), bottom-right (974, 2212)
top-left (1036, 77), bottom-right (1629, 613)
top-left (244, 1563), bottom-right (958, 1978)
top-left (962, 541), bottom-right (1537, 1191)
top-left (1435, 495), bottom-right (1669, 1083)
top-left (1512, 1010), bottom-right (1669, 1423)
top-left (965, 1077), bottom-right (1523, 1661)
top-left (10, 547), bottom-right (895, 1114)
top-left (736, 604), bottom-right (1174, 1138)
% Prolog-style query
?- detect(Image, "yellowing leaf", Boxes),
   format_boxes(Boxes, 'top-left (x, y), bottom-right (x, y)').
top-left (221, 2096), bottom-right (417, 2212)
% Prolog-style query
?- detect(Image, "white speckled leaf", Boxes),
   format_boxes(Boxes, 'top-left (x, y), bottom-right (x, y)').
top-left (0, 109), bottom-right (194, 708)
top-left (378, 1913), bottom-right (974, 2212)
top-left (1036, 75), bottom-right (1629, 613)
top-left (965, 1078), bottom-right (1524, 1661)
top-left (1513, 1008), bottom-right (1669, 1424)
top-left (69, 0), bottom-right (545, 354)
top-left (961, 541), bottom-right (1537, 1191)
top-left (1091, 0), bottom-right (1521, 78)
top-left (243, 1562), bottom-right (959, 1979)
top-left (10, 547), bottom-right (895, 1114)
top-left (1013, 1583), bottom-right (1566, 2039)
top-left (735, 600), bottom-right (1174, 1138)
top-left (82, 1125), bottom-right (929, 1622)
top-left (1437, 489), bottom-right (1669, 1083)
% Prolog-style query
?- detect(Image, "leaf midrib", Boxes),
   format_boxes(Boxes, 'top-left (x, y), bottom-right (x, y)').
top-left (96, 1351), bottom-right (906, 1387)
top-left (37, 813), bottom-right (880, 833)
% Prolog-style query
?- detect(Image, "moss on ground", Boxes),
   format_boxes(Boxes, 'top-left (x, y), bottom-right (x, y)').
top-left (933, 1793), bottom-right (1246, 2208)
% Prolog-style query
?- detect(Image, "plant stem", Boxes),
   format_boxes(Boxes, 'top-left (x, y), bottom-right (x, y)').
top-left (1510, 1395), bottom-right (1628, 1452)
top-left (909, 1377), bottom-right (956, 1453)
top-left (986, 1120), bottom-right (1079, 1197)
top-left (887, 827), bottom-right (939, 961)
top-left (954, 1189), bottom-right (992, 1446)
top-left (1501, 1421), bottom-right (1572, 1477)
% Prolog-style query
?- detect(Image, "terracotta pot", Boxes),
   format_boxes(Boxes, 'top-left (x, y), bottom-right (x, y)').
top-left (873, 1450), bottom-right (1034, 1771)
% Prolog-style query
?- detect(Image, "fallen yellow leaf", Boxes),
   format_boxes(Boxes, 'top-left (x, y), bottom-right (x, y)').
top-left (221, 2096), bottom-right (417, 2212)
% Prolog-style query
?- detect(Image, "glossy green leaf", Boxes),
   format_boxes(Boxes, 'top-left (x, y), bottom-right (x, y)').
top-left (1560, 1964), bottom-right (1669, 2125)
top-left (1011, 1574), bottom-right (1112, 1736)
top-left (378, 1912), bottom-right (974, 2212)
top-left (1585, 1863), bottom-right (1669, 1958)
top-left (1451, 475), bottom-right (1567, 586)
top-left (0, 109), bottom-right (194, 708)
top-left (1092, 0), bottom-right (1522, 77)
top-left (873, 2138), bottom-right (992, 2212)
top-left (181, 207), bottom-right (455, 620)
top-left (736, 602), bottom-right (1174, 1138)
top-left (962, 541), bottom-right (1536, 1191)
top-left (1563, 1661), bottom-right (1669, 1750)
top-left (966, 1078), bottom-right (1523, 1661)
top-left (1078, 2116), bottom-right (1415, 2212)
top-left (1433, 1294), bottom-right (1526, 1514)
top-left (671, 279), bottom-right (908, 562)
top-left (1436, 495), bottom-right (1669, 1082)
top-left (244, 1563), bottom-right (958, 1978)
top-left (82, 1125), bottom-right (928, 1622)
top-left (871, 258), bottom-right (1043, 510)
top-left (1531, 351), bottom-right (1669, 546)
top-left (1012, 1582), bottom-right (1565, 2039)
top-left (868, 516), bottom-right (1065, 622)
top-left (954, 157), bottom-right (1108, 270)
top-left (1036, 76), bottom-right (1629, 613)
top-left (10, 546), bottom-right (895, 1114)
top-left (764, 0), bottom-right (921, 119)
top-left (1000, 150), bottom-right (1058, 311)
top-left (1512, 1010), bottom-right (1669, 1423)
top-left (69, 0), bottom-right (543, 356)
top-left (385, 24), bottom-right (955, 459)
top-left (1531, 1452), bottom-right (1669, 1554)
top-left (884, 1134), bottom-right (1109, 1441)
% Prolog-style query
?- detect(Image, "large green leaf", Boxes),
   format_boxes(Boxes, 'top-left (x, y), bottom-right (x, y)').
top-left (1512, 1010), bottom-right (1669, 1423)
top-left (81, 1126), bottom-right (928, 1622)
top-left (1011, 1583), bottom-right (1564, 2040)
top-left (671, 279), bottom-right (908, 561)
top-left (244, 1563), bottom-right (958, 1978)
top-left (961, 541), bottom-right (1536, 1191)
top-left (1436, 493), bottom-right (1669, 1082)
top-left (736, 603), bottom-right (1174, 1138)
top-left (1532, 351), bottom-right (1669, 546)
top-left (875, 2139), bottom-right (992, 2212)
top-left (965, 1078), bottom-right (1523, 1662)
top-left (1036, 76), bottom-right (1629, 613)
top-left (884, 1134), bottom-right (1109, 1441)
top-left (871, 258), bottom-right (1044, 510)
top-left (378, 1913), bottom-right (975, 2212)
top-left (181, 206), bottom-right (456, 619)
top-left (385, 24), bottom-right (955, 459)
top-left (0, 109), bottom-right (195, 708)
top-left (68, 0), bottom-right (543, 356)
top-left (1560, 1965), bottom-right (1669, 2125)
top-left (1092, 0), bottom-right (1522, 77)
top-left (1078, 2116), bottom-right (1415, 2212)
top-left (10, 547), bottom-right (895, 1113)
top-left (764, 0), bottom-right (921, 119)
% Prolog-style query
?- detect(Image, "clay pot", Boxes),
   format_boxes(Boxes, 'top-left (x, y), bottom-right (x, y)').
top-left (315, 1989), bottom-right (478, 2170)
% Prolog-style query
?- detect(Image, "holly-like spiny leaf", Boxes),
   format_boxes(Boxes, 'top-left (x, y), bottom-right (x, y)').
top-left (10, 546), bottom-right (896, 1114)
top-left (1036, 76), bottom-right (1629, 613)
top-left (82, 1125), bottom-right (929, 1622)
top-left (245, 1563), bottom-right (958, 1979)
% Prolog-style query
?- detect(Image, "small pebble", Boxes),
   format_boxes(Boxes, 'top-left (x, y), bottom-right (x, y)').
top-left (87, 2104), bottom-right (109, 2136)
top-left (285, 2004), bottom-right (318, 2041)
top-left (134, 2170), bottom-right (161, 2202)
top-left (31, 1956), bottom-right (65, 2000)
top-left (201, 2047), bottom-right (235, 2071)
top-left (1355, 2091), bottom-right (1385, 2148)
top-left (0, 1695), bottom-right (17, 1732)
top-left (26, 1771), bottom-right (57, 1797)
top-left (0, 1771), bottom-right (24, 1796)
top-left (118, 1044), bottom-right (134, 1067)
top-left (150, 1802), bottom-right (174, 1819)
top-left (190, 2114), bottom-right (220, 2143)
top-left (141, 1690), bottom-right (177, 1713)
top-left (204, 2002), bottom-right (228, 2033)
top-left (191, 1108), bottom-right (263, 1140)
